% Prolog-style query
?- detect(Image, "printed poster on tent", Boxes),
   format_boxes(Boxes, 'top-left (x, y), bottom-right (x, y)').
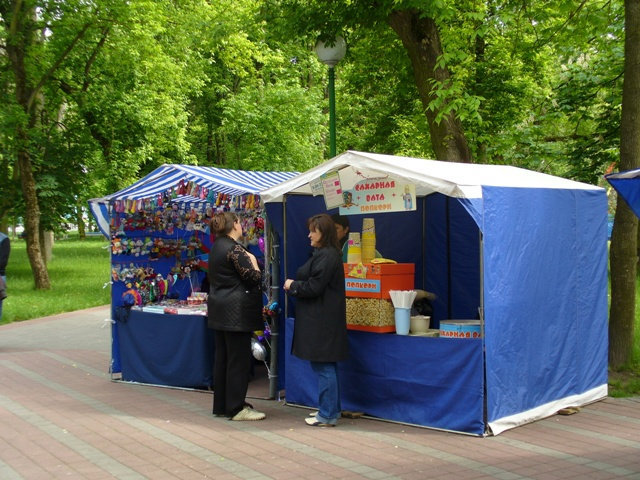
top-left (339, 177), bottom-right (416, 215)
top-left (318, 170), bottom-right (345, 210)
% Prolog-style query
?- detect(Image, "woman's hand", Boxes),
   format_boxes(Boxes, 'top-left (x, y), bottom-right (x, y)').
top-left (283, 279), bottom-right (293, 291)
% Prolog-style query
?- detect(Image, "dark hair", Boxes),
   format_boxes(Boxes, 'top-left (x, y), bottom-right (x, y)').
top-left (211, 211), bottom-right (238, 236)
top-left (307, 213), bottom-right (339, 249)
top-left (331, 213), bottom-right (350, 229)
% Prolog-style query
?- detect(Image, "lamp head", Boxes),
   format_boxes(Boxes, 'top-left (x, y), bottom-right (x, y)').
top-left (315, 36), bottom-right (347, 67)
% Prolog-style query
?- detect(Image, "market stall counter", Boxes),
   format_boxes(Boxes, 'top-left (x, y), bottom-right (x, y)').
top-left (117, 308), bottom-right (214, 388)
top-left (284, 318), bottom-right (484, 434)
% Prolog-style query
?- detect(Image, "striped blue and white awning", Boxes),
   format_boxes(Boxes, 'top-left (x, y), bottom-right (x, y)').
top-left (89, 164), bottom-right (298, 238)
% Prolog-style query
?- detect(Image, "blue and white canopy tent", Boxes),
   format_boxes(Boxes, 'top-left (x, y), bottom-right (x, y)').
top-left (606, 167), bottom-right (640, 219)
top-left (261, 151), bottom-right (609, 436)
top-left (89, 164), bottom-right (298, 390)
top-left (89, 164), bottom-right (298, 238)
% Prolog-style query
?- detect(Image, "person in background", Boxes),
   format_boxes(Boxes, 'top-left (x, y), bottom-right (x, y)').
top-left (0, 231), bottom-right (10, 321)
top-left (284, 213), bottom-right (348, 427)
top-left (331, 213), bottom-right (350, 262)
top-left (332, 213), bottom-right (383, 263)
top-left (208, 212), bottom-right (265, 421)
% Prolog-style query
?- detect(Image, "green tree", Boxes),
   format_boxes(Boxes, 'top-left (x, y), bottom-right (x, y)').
top-left (185, 1), bottom-right (326, 171)
top-left (609, 0), bottom-right (639, 368)
top-left (265, 0), bottom-right (474, 161)
top-left (1, 0), bottom-right (210, 288)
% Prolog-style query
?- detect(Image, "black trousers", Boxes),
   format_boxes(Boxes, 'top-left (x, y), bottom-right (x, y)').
top-left (212, 330), bottom-right (253, 417)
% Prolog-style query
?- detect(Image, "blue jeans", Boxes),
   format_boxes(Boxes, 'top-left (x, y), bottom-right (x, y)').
top-left (310, 361), bottom-right (341, 424)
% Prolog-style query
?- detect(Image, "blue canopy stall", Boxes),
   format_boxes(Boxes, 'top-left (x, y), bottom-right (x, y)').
top-left (606, 168), bottom-right (640, 219)
top-left (261, 151), bottom-right (609, 436)
top-left (89, 164), bottom-right (297, 390)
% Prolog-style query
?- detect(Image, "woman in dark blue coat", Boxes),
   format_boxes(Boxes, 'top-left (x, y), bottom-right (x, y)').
top-left (284, 213), bottom-right (348, 427)
top-left (208, 211), bottom-right (265, 421)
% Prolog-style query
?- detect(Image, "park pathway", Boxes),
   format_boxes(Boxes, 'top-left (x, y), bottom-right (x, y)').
top-left (0, 305), bottom-right (639, 479)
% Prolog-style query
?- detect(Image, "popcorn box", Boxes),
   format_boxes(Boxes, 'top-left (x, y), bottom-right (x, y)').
top-left (346, 297), bottom-right (396, 333)
top-left (344, 263), bottom-right (415, 300)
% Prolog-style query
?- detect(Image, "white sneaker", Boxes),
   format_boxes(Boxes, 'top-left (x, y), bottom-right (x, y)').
top-left (305, 416), bottom-right (335, 427)
top-left (231, 407), bottom-right (265, 421)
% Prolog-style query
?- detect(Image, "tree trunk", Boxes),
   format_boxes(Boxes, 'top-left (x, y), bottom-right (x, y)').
top-left (77, 205), bottom-right (86, 239)
top-left (388, 9), bottom-right (472, 162)
top-left (609, 0), bottom-right (640, 368)
top-left (4, 1), bottom-right (51, 289)
top-left (18, 135), bottom-right (51, 289)
top-left (42, 230), bottom-right (54, 263)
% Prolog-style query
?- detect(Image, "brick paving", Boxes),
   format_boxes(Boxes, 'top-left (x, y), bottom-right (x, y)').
top-left (1, 306), bottom-right (639, 479)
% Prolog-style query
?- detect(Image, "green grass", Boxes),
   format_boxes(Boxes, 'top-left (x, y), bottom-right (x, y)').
top-left (1, 234), bottom-right (111, 324)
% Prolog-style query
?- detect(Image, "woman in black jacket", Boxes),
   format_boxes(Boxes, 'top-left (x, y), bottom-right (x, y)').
top-left (208, 212), bottom-right (265, 421)
top-left (284, 213), bottom-right (348, 427)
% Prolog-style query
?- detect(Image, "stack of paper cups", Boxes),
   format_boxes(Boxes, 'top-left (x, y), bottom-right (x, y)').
top-left (346, 232), bottom-right (362, 264)
top-left (361, 218), bottom-right (376, 264)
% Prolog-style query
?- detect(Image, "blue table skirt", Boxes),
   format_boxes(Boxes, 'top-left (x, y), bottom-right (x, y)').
top-left (117, 310), bottom-right (214, 388)
top-left (285, 318), bottom-right (485, 435)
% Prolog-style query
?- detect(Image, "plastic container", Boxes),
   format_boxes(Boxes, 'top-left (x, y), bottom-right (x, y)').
top-left (394, 307), bottom-right (410, 335)
top-left (410, 315), bottom-right (430, 334)
top-left (346, 232), bottom-right (362, 264)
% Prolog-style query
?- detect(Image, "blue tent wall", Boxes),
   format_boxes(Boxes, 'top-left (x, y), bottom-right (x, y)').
top-left (574, 190), bottom-right (609, 392)
top-left (482, 187), bottom-right (608, 429)
top-left (424, 194), bottom-right (481, 327)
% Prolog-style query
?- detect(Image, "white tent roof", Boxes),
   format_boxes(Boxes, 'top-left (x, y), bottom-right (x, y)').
top-left (260, 151), bottom-right (602, 203)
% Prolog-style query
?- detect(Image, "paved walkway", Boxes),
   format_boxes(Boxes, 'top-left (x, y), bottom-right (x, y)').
top-left (1, 306), bottom-right (639, 480)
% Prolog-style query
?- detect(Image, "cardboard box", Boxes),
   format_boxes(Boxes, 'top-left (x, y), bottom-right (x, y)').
top-left (344, 263), bottom-right (415, 299)
top-left (346, 297), bottom-right (396, 333)
top-left (439, 320), bottom-right (482, 339)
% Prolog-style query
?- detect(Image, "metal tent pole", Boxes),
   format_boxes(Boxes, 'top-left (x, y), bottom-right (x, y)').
top-left (268, 226), bottom-right (280, 400)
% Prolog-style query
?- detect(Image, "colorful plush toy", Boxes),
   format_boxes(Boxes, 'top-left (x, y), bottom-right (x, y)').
top-left (111, 237), bottom-right (122, 255)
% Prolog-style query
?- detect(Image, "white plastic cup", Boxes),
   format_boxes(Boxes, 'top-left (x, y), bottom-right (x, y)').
top-left (394, 308), bottom-right (411, 335)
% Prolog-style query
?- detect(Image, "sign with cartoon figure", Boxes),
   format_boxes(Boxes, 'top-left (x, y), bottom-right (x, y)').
top-left (339, 177), bottom-right (416, 215)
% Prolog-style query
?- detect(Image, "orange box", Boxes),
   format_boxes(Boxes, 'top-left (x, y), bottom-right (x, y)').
top-left (344, 263), bottom-right (415, 300)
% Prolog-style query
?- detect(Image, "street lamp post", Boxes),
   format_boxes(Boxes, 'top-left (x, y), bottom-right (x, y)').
top-left (315, 36), bottom-right (346, 158)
